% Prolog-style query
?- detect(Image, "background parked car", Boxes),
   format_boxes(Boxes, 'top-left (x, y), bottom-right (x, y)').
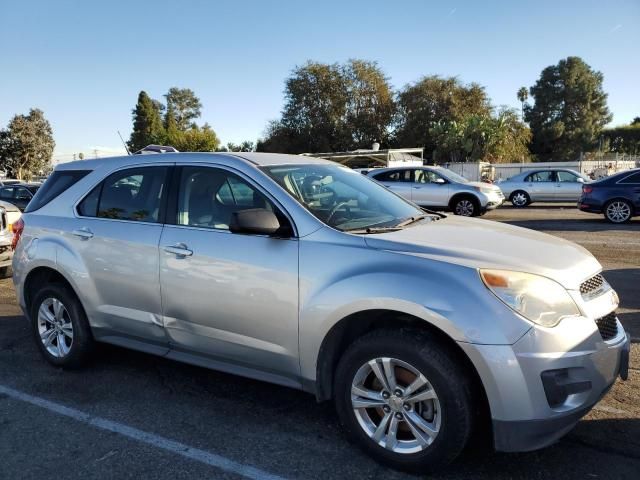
top-left (0, 178), bottom-right (23, 187)
top-left (498, 168), bottom-right (589, 207)
top-left (0, 200), bottom-right (21, 278)
top-left (0, 183), bottom-right (40, 211)
top-left (579, 168), bottom-right (640, 223)
top-left (367, 166), bottom-right (504, 216)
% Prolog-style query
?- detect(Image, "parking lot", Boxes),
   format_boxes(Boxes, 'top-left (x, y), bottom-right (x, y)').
top-left (0, 205), bottom-right (638, 480)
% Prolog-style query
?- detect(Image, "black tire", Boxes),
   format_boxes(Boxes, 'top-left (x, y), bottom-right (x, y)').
top-left (603, 199), bottom-right (633, 224)
top-left (451, 196), bottom-right (480, 217)
top-left (30, 283), bottom-right (94, 368)
top-left (334, 329), bottom-right (474, 473)
top-left (0, 266), bottom-right (10, 279)
top-left (509, 190), bottom-right (530, 208)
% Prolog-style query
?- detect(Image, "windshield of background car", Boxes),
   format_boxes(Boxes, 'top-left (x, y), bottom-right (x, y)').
top-left (438, 168), bottom-right (469, 183)
top-left (261, 164), bottom-right (424, 231)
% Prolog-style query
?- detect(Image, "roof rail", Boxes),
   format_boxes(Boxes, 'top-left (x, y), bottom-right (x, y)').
top-left (133, 145), bottom-right (179, 155)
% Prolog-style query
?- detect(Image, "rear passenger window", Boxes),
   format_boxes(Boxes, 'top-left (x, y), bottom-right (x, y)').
top-left (77, 167), bottom-right (168, 223)
top-left (619, 172), bottom-right (640, 184)
top-left (25, 170), bottom-right (90, 212)
top-left (373, 170), bottom-right (411, 182)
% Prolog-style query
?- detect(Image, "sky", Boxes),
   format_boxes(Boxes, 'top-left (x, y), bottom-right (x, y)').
top-left (1, 0), bottom-right (639, 163)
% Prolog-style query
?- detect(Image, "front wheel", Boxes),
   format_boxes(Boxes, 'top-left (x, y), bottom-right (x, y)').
top-left (452, 197), bottom-right (479, 217)
top-left (604, 199), bottom-right (633, 223)
top-left (334, 329), bottom-right (474, 473)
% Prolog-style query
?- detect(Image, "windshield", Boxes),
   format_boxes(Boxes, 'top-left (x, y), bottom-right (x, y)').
top-left (261, 164), bottom-right (424, 231)
top-left (437, 168), bottom-right (469, 183)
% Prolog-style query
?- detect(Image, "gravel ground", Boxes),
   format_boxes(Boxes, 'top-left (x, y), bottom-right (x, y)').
top-left (0, 204), bottom-right (638, 480)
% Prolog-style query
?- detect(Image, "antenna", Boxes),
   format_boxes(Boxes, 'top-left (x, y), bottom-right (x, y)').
top-left (117, 130), bottom-right (131, 155)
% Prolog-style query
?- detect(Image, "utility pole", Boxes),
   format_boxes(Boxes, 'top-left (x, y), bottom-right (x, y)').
top-left (93, 149), bottom-right (98, 159)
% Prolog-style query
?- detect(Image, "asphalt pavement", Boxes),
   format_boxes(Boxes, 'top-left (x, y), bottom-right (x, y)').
top-left (1, 204), bottom-right (638, 479)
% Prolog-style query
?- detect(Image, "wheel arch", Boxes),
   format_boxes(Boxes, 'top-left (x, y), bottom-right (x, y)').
top-left (448, 192), bottom-right (481, 211)
top-left (23, 266), bottom-right (85, 318)
top-left (314, 309), bottom-right (491, 429)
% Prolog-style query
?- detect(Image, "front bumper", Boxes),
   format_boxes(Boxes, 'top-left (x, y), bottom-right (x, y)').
top-left (0, 238), bottom-right (12, 268)
top-left (459, 313), bottom-right (630, 452)
top-left (481, 193), bottom-right (505, 213)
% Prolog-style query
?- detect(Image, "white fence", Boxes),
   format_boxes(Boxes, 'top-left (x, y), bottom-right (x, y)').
top-left (492, 157), bottom-right (640, 181)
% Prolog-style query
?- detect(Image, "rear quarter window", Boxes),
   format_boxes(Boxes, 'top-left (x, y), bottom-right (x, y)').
top-left (25, 170), bottom-right (91, 212)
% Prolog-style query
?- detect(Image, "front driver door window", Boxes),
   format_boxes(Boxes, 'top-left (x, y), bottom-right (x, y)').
top-left (159, 165), bottom-right (300, 383)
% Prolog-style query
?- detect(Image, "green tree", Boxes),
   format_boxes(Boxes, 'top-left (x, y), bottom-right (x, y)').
top-left (258, 60), bottom-right (396, 153)
top-left (343, 59), bottom-right (395, 147)
top-left (0, 108), bottom-right (55, 180)
top-left (517, 86), bottom-right (528, 121)
top-left (128, 91), bottom-right (165, 152)
top-left (525, 56), bottom-right (612, 161)
top-left (602, 119), bottom-right (640, 155)
top-left (167, 124), bottom-right (220, 152)
top-left (164, 87), bottom-right (203, 131)
top-left (222, 141), bottom-right (255, 152)
top-left (430, 108), bottom-right (531, 163)
top-left (394, 76), bottom-right (491, 158)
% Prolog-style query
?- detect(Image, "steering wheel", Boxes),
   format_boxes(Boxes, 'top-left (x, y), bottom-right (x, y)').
top-left (326, 200), bottom-right (351, 224)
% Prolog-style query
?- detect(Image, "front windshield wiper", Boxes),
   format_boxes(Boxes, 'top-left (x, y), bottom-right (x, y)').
top-left (394, 214), bottom-right (428, 228)
top-left (343, 226), bottom-right (404, 234)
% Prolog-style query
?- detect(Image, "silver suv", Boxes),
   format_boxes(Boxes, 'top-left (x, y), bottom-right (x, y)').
top-left (12, 153), bottom-right (629, 473)
top-left (367, 166), bottom-right (504, 216)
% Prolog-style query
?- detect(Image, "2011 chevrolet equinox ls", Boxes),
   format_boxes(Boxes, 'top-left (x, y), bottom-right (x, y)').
top-left (12, 153), bottom-right (630, 472)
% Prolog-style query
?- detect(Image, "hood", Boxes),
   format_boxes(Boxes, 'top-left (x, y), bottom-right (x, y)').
top-left (363, 216), bottom-right (600, 290)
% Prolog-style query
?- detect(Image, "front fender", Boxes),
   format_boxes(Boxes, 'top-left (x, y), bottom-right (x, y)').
top-left (298, 231), bottom-right (532, 382)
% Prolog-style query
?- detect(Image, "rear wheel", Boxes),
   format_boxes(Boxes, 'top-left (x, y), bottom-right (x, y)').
top-left (510, 190), bottom-right (530, 207)
top-left (30, 283), bottom-right (94, 368)
top-left (604, 199), bottom-right (632, 223)
top-left (334, 329), bottom-right (474, 473)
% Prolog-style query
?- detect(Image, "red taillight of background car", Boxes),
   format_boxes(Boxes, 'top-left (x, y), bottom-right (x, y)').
top-left (582, 185), bottom-right (593, 194)
top-left (10, 217), bottom-right (24, 250)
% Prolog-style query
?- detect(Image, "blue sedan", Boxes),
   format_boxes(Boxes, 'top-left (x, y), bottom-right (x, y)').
top-left (578, 168), bottom-right (640, 223)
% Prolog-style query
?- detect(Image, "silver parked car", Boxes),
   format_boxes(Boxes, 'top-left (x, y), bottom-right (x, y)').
top-left (367, 166), bottom-right (504, 216)
top-left (0, 200), bottom-right (22, 277)
top-left (12, 153), bottom-right (629, 473)
top-left (498, 168), bottom-right (589, 207)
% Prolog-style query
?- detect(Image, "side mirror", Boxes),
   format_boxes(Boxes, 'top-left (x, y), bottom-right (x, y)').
top-left (230, 208), bottom-right (281, 235)
top-left (434, 178), bottom-right (446, 185)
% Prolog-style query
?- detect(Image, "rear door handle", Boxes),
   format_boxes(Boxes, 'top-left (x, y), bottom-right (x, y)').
top-left (72, 228), bottom-right (93, 239)
top-left (163, 243), bottom-right (193, 257)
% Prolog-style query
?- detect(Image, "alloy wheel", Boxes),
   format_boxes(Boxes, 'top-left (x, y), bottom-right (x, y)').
top-left (351, 357), bottom-right (441, 454)
top-left (37, 297), bottom-right (74, 358)
top-left (606, 201), bottom-right (631, 223)
top-left (455, 200), bottom-right (475, 216)
top-left (511, 192), bottom-right (528, 207)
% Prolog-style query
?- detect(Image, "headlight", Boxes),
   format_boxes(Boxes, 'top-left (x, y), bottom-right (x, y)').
top-left (475, 186), bottom-right (496, 195)
top-left (480, 269), bottom-right (581, 327)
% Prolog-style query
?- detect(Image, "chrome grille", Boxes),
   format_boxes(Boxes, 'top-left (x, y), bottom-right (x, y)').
top-left (595, 312), bottom-right (618, 341)
top-left (580, 274), bottom-right (604, 295)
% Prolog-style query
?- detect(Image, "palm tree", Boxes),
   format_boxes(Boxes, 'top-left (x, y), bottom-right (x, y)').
top-left (517, 87), bottom-right (529, 121)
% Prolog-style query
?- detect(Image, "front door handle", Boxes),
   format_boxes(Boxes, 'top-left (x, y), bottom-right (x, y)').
top-left (412, 186), bottom-right (422, 189)
top-left (72, 228), bottom-right (94, 240)
top-left (163, 243), bottom-right (193, 257)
